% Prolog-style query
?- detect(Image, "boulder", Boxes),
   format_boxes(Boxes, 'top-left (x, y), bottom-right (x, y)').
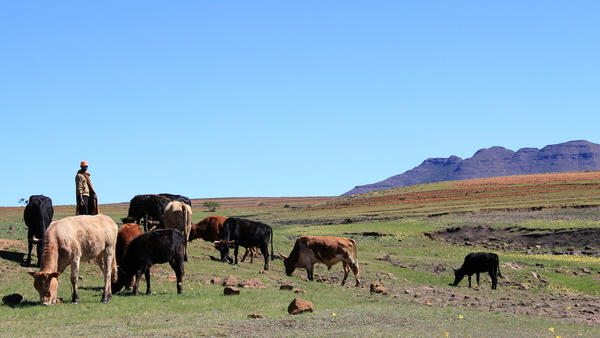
top-left (288, 298), bottom-right (314, 315)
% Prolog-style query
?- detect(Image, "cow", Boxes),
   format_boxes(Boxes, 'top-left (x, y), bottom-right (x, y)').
top-left (112, 229), bottom-right (185, 296)
top-left (188, 215), bottom-right (253, 263)
top-left (116, 223), bottom-right (143, 265)
top-left (28, 215), bottom-right (118, 305)
top-left (189, 215), bottom-right (228, 242)
top-left (281, 236), bottom-right (360, 286)
top-left (158, 193), bottom-right (192, 207)
top-left (124, 194), bottom-right (171, 232)
top-left (214, 217), bottom-right (274, 271)
top-left (161, 201), bottom-right (192, 261)
top-left (23, 195), bottom-right (54, 267)
top-left (452, 252), bottom-right (502, 290)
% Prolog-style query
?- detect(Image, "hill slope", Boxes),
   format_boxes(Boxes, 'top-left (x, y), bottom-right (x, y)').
top-left (343, 140), bottom-right (600, 196)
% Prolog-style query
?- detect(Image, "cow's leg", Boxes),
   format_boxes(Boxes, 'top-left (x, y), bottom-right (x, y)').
top-left (70, 258), bottom-right (81, 304)
top-left (169, 257), bottom-right (185, 294)
top-left (350, 261), bottom-right (360, 286)
top-left (25, 238), bottom-right (33, 266)
top-left (241, 248), bottom-right (250, 262)
top-left (144, 268), bottom-right (152, 295)
top-left (99, 251), bottom-right (114, 303)
top-left (490, 271), bottom-right (497, 290)
top-left (307, 263), bottom-right (314, 281)
top-left (475, 272), bottom-right (480, 286)
top-left (233, 245), bottom-right (239, 266)
top-left (259, 244), bottom-right (269, 271)
top-left (467, 274), bottom-right (472, 288)
top-left (341, 262), bottom-right (350, 286)
top-left (133, 271), bottom-right (143, 296)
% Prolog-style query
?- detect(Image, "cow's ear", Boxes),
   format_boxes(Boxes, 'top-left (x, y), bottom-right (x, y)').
top-left (28, 271), bottom-right (36, 277)
top-left (50, 272), bottom-right (61, 278)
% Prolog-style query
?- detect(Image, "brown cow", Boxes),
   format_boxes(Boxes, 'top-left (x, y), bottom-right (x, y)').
top-left (29, 215), bottom-right (118, 305)
top-left (282, 236), bottom-right (360, 286)
top-left (116, 222), bottom-right (143, 289)
top-left (161, 201), bottom-right (192, 261)
top-left (189, 215), bottom-right (228, 242)
top-left (116, 223), bottom-right (143, 264)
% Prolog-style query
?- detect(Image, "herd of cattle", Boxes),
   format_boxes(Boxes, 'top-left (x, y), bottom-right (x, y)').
top-left (21, 194), bottom-right (500, 306)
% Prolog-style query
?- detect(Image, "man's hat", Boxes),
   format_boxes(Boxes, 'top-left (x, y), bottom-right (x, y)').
top-left (80, 161), bottom-right (88, 167)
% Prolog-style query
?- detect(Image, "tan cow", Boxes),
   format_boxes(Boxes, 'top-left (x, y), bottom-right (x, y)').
top-left (281, 236), bottom-right (360, 286)
top-left (29, 214), bottom-right (118, 305)
top-left (161, 201), bottom-right (192, 261)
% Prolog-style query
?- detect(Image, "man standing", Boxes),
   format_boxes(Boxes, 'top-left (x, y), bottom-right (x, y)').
top-left (75, 161), bottom-right (99, 215)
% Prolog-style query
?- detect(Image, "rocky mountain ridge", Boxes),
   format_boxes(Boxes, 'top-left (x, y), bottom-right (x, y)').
top-left (342, 140), bottom-right (600, 196)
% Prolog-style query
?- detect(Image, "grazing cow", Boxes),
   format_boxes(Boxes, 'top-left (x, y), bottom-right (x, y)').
top-left (214, 217), bottom-right (274, 271)
top-left (452, 252), bottom-right (501, 290)
top-left (282, 236), bottom-right (360, 286)
top-left (124, 194), bottom-right (171, 232)
top-left (116, 222), bottom-right (143, 290)
top-left (188, 215), bottom-right (253, 262)
top-left (23, 195), bottom-right (54, 267)
top-left (161, 201), bottom-right (192, 261)
top-left (189, 215), bottom-right (228, 242)
top-left (29, 215), bottom-right (118, 305)
top-left (158, 193), bottom-right (192, 207)
top-left (116, 223), bottom-right (143, 265)
top-left (112, 229), bottom-right (185, 295)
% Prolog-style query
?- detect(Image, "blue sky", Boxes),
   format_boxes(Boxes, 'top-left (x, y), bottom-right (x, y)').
top-left (1, 1), bottom-right (599, 207)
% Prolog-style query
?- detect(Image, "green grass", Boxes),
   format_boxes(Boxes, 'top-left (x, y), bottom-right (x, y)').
top-left (4, 176), bottom-right (600, 336)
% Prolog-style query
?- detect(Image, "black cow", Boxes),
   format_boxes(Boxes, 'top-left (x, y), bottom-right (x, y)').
top-left (23, 195), bottom-right (54, 267)
top-left (112, 229), bottom-right (185, 295)
top-left (123, 194), bottom-right (171, 232)
top-left (214, 217), bottom-right (274, 271)
top-left (158, 193), bottom-right (191, 207)
top-left (452, 252), bottom-right (501, 290)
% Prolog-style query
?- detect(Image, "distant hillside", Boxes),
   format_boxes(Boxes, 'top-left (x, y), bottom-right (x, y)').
top-left (342, 140), bottom-right (600, 196)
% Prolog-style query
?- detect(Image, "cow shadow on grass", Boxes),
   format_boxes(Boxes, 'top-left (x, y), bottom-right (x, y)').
top-left (0, 250), bottom-right (26, 265)
top-left (3, 301), bottom-right (39, 308)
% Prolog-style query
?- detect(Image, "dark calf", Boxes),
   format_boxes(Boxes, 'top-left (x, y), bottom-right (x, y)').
top-left (23, 195), bottom-right (54, 267)
top-left (112, 229), bottom-right (185, 295)
top-left (452, 252), bottom-right (501, 290)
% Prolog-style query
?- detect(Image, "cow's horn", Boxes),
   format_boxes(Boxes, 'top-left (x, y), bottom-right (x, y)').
top-left (279, 252), bottom-right (288, 259)
top-left (30, 237), bottom-right (40, 244)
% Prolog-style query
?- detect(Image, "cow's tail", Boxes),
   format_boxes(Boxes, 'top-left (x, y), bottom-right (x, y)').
top-left (352, 238), bottom-right (358, 264)
top-left (496, 256), bottom-right (502, 278)
top-left (182, 204), bottom-right (190, 246)
top-left (270, 228), bottom-right (274, 261)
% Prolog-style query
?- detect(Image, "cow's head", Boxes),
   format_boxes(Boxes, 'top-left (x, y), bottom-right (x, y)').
top-left (451, 267), bottom-right (464, 286)
top-left (112, 267), bottom-right (133, 294)
top-left (29, 271), bottom-right (60, 306)
top-left (280, 253), bottom-right (296, 276)
top-left (214, 240), bottom-right (235, 262)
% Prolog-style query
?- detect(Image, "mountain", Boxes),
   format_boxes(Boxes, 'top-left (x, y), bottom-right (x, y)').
top-left (342, 140), bottom-right (600, 196)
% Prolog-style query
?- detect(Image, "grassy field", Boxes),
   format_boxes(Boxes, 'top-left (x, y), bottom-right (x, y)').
top-left (3, 172), bottom-right (600, 337)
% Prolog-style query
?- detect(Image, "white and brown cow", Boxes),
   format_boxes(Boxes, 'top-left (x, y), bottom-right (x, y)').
top-left (282, 236), bottom-right (360, 286)
top-left (161, 201), bottom-right (192, 261)
top-left (29, 214), bottom-right (118, 305)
